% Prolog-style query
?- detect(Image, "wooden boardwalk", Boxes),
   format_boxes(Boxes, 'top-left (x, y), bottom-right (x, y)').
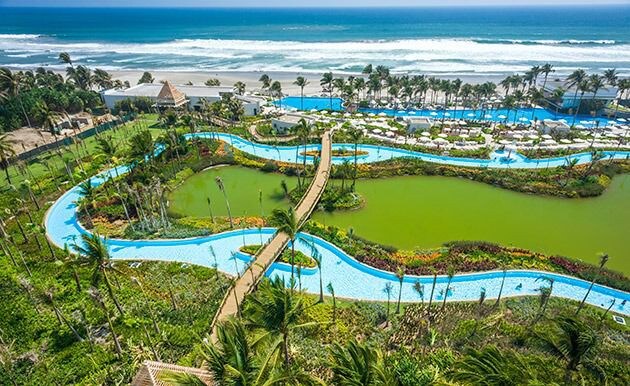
top-left (209, 129), bottom-right (333, 341)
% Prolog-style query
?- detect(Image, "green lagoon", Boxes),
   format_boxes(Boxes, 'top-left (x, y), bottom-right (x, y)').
top-left (170, 166), bottom-right (630, 274)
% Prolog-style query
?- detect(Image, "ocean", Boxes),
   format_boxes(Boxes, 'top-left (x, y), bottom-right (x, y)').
top-left (1, 6), bottom-right (629, 77)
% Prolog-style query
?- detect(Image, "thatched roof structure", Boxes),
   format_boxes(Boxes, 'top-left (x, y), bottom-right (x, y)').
top-left (131, 361), bottom-right (213, 385)
top-left (156, 81), bottom-right (187, 108)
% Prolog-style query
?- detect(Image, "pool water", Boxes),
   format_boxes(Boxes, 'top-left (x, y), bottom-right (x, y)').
top-left (43, 132), bottom-right (630, 315)
top-left (274, 96), bottom-right (344, 111)
top-left (276, 97), bottom-right (618, 128)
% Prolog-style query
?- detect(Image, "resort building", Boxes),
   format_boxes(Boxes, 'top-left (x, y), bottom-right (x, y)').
top-left (538, 119), bottom-right (571, 135)
top-left (538, 80), bottom-right (618, 110)
top-left (101, 82), bottom-right (262, 116)
top-left (271, 114), bottom-right (310, 134)
top-left (405, 116), bottom-right (434, 132)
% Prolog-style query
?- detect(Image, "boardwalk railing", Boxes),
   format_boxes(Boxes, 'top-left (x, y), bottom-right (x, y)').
top-left (208, 128), bottom-right (333, 341)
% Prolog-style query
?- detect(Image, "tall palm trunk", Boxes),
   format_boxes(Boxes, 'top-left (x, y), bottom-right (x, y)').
top-left (103, 269), bottom-right (124, 316)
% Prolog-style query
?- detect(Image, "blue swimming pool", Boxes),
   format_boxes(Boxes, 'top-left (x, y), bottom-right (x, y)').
top-left (276, 96), bottom-right (619, 128)
top-left (274, 96), bottom-right (344, 111)
top-left (43, 132), bottom-right (630, 315)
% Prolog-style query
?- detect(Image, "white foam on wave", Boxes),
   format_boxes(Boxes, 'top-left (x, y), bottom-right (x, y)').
top-left (0, 34), bottom-right (41, 40)
top-left (1, 36), bottom-right (629, 75)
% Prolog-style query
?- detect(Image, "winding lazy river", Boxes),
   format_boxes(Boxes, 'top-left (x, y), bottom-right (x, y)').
top-left (44, 132), bottom-right (630, 315)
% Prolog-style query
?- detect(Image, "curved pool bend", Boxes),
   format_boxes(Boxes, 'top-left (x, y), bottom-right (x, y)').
top-left (44, 132), bottom-right (630, 315)
top-left (189, 132), bottom-right (630, 169)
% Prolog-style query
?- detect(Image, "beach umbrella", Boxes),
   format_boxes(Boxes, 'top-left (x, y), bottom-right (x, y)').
top-left (618, 118), bottom-right (627, 122)
top-left (430, 111), bottom-right (438, 116)
top-left (344, 112), bottom-right (352, 117)
top-left (309, 108), bottom-right (318, 113)
top-left (558, 119), bottom-right (568, 123)
top-left (386, 131), bottom-right (396, 137)
top-left (575, 124), bottom-right (586, 129)
top-left (421, 131), bottom-right (431, 136)
top-left (484, 114), bottom-right (493, 119)
top-left (573, 138), bottom-right (586, 143)
top-left (527, 134), bottom-right (540, 139)
top-left (541, 134), bottom-right (553, 139)
top-left (433, 137), bottom-right (448, 143)
top-left (438, 133), bottom-right (448, 138)
top-left (419, 136), bottom-right (431, 142)
top-left (512, 134), bottom-right (523, 140)
top-left (320, 110), bottom-right (329, 114)
top-left (498, 140), bottom-right (511, 145)
top-left (372, 129), bottom-right (382, 134)
top-left (560, 139), bottom-right (572, 144)
top-left (378, 112), bottom-right (387, 117)
top-left (460, 133), bottom-right (470, 138)
top-left (367, 113), bottom-right (375, 117)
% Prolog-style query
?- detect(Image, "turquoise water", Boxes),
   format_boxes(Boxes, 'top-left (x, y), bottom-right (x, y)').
top-left (275, 97), bottom-right (343, 111)
top-left (1, 7), bottom-right (629, 75)
top-left (192, 132), bottom-right (630, 169)
top-left (43, 132), bottom-right (630, 314)
top-left (276, 96), bottom-right (619, 127)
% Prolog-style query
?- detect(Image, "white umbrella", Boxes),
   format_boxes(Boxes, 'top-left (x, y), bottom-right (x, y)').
top-left (573, 138), bottom-right (586, 143)
top-left (527, 134), bottom-right (540, 139)
top-left (368, 113), bottom-right (375, 117)
top-left (421, 131), bottom-right (431, 136)
top-left (310, 108), bottom-right (318, 112)
top-left (419, 136), bottom-right (431, 142)
top-left (438, 133), bottom-right (448, 138)
top-left (484, 114), bottom-right (493, 119)
top-left (542, 139), bottom-right (557, 145)
top-left (460, 133), bottom-right (470, 138)
top-left (560, 139), bottom-right (572, 144)
top-left (498, 139), bottom-right (512, 145)
top-left (512, 134), bottom-right (523, 140)
top-left (434, 137), bottom-right (448, 143)
top-left (444, 112), bottom-right (451, 117)
top-left (320, 110), bottom-right (329, 115)
top-left (344, 112), bottom-right (352, 117)
top-left (430, 111), bottom-right (438, 116)
top-left (372, 129), bottom-right (382, 134)
top-left (541, 134), bottom-right (553, 139)
top-left (558, 119), bottom-right (568, 123)
top-left (575, 125), bottom-right (586, 129)
top-left (378, 112), bottom-right (387, 117)
top-left (386, 131), bottom-right (396, 137)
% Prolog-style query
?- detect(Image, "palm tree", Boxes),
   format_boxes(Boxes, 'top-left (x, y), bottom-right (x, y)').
top-left (450, 345), bottom-right (536, 385)
top-left (293, 76), bottom-right (309, 110)
top-left (565, 69), bottom-right (587, 124)
top-left (201, 318), bottom-right (261, 385)
top-left (214, 176), bottom-right (233, 228)
top-left (576, 254), bottom-right (608, 315)
top-left (413, 279), bottom-right (424, 305)
top-left (295, 118), bottom-right (312, 187)
top-left (58, 52), bottom-right (73, 68)
top-left (0, 67), bottom-right (32, 128)
top-left (43, 288), bottom-right (84, 343)
top-left (270, 208), bottom-right (300, 280)
top-left (427, 269), bottom-right (437, 314)
top-left (303, 240), bottom-right (324, 303)
top-left (441, 268), bottom-right (454, 312)
top-left (535, 278), bottom-right (554, 323)
top-left (541, 63), bottom-right (555, 90)
top-left (320, 72), bottom-right (334, 110)
top-left (245, 276), bottom-right (316, 367)
top-left (327, 282), bottom-right (336, 323)
top-left (348, 127), bottom-right (363, 191)
top-left (534, 316), bottom-right (601, 383)
top-left (73, 233), bottom-right (125, 316)
top-left (259, 74), bottom-right (271, 93)
top-left (383, 282), bottom-right (393, 326)
top-left (88, 287), bottom-right (122, 356)
top-left (329, 339), bottom-right (394, 386)
top-left (494, 269), bottom-right (507, 307)
top-left (588, 74), bottom-right (606, 114)
top-left (0, 134), bottom-right (16, 184)
top-left (270, 81), bottom-right (283, 108)
top-left (233, 81), bottom-right (246, 95)
top-left (395, 267), bottom-right (405, 314)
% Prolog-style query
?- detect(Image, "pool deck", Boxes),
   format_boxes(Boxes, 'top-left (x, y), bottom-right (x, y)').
top-left (209, 128), bottom-right (334, 341)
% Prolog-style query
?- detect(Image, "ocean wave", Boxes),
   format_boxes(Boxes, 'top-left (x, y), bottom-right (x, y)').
top-left (0, 34), bottom-right (41, 40)
top-left (471, 38), bottom-right (621, 46)
top-left (1, 36), bottom-right (629, 76)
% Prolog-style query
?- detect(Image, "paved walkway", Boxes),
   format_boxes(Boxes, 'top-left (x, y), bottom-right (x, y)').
top-left (209, 129), bottom-right (333, 341)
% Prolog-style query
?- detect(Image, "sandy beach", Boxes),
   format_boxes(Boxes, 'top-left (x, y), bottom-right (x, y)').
top-left (107, 69), bottom-right (514, 96)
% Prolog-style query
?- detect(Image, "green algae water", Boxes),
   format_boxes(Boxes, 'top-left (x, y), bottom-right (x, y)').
top-left (170, 166), bottom-right (630, 274)
top-left (314, 175), bottom-right (630, 274)
top-left (168, 166), bottom-right (296, 219)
